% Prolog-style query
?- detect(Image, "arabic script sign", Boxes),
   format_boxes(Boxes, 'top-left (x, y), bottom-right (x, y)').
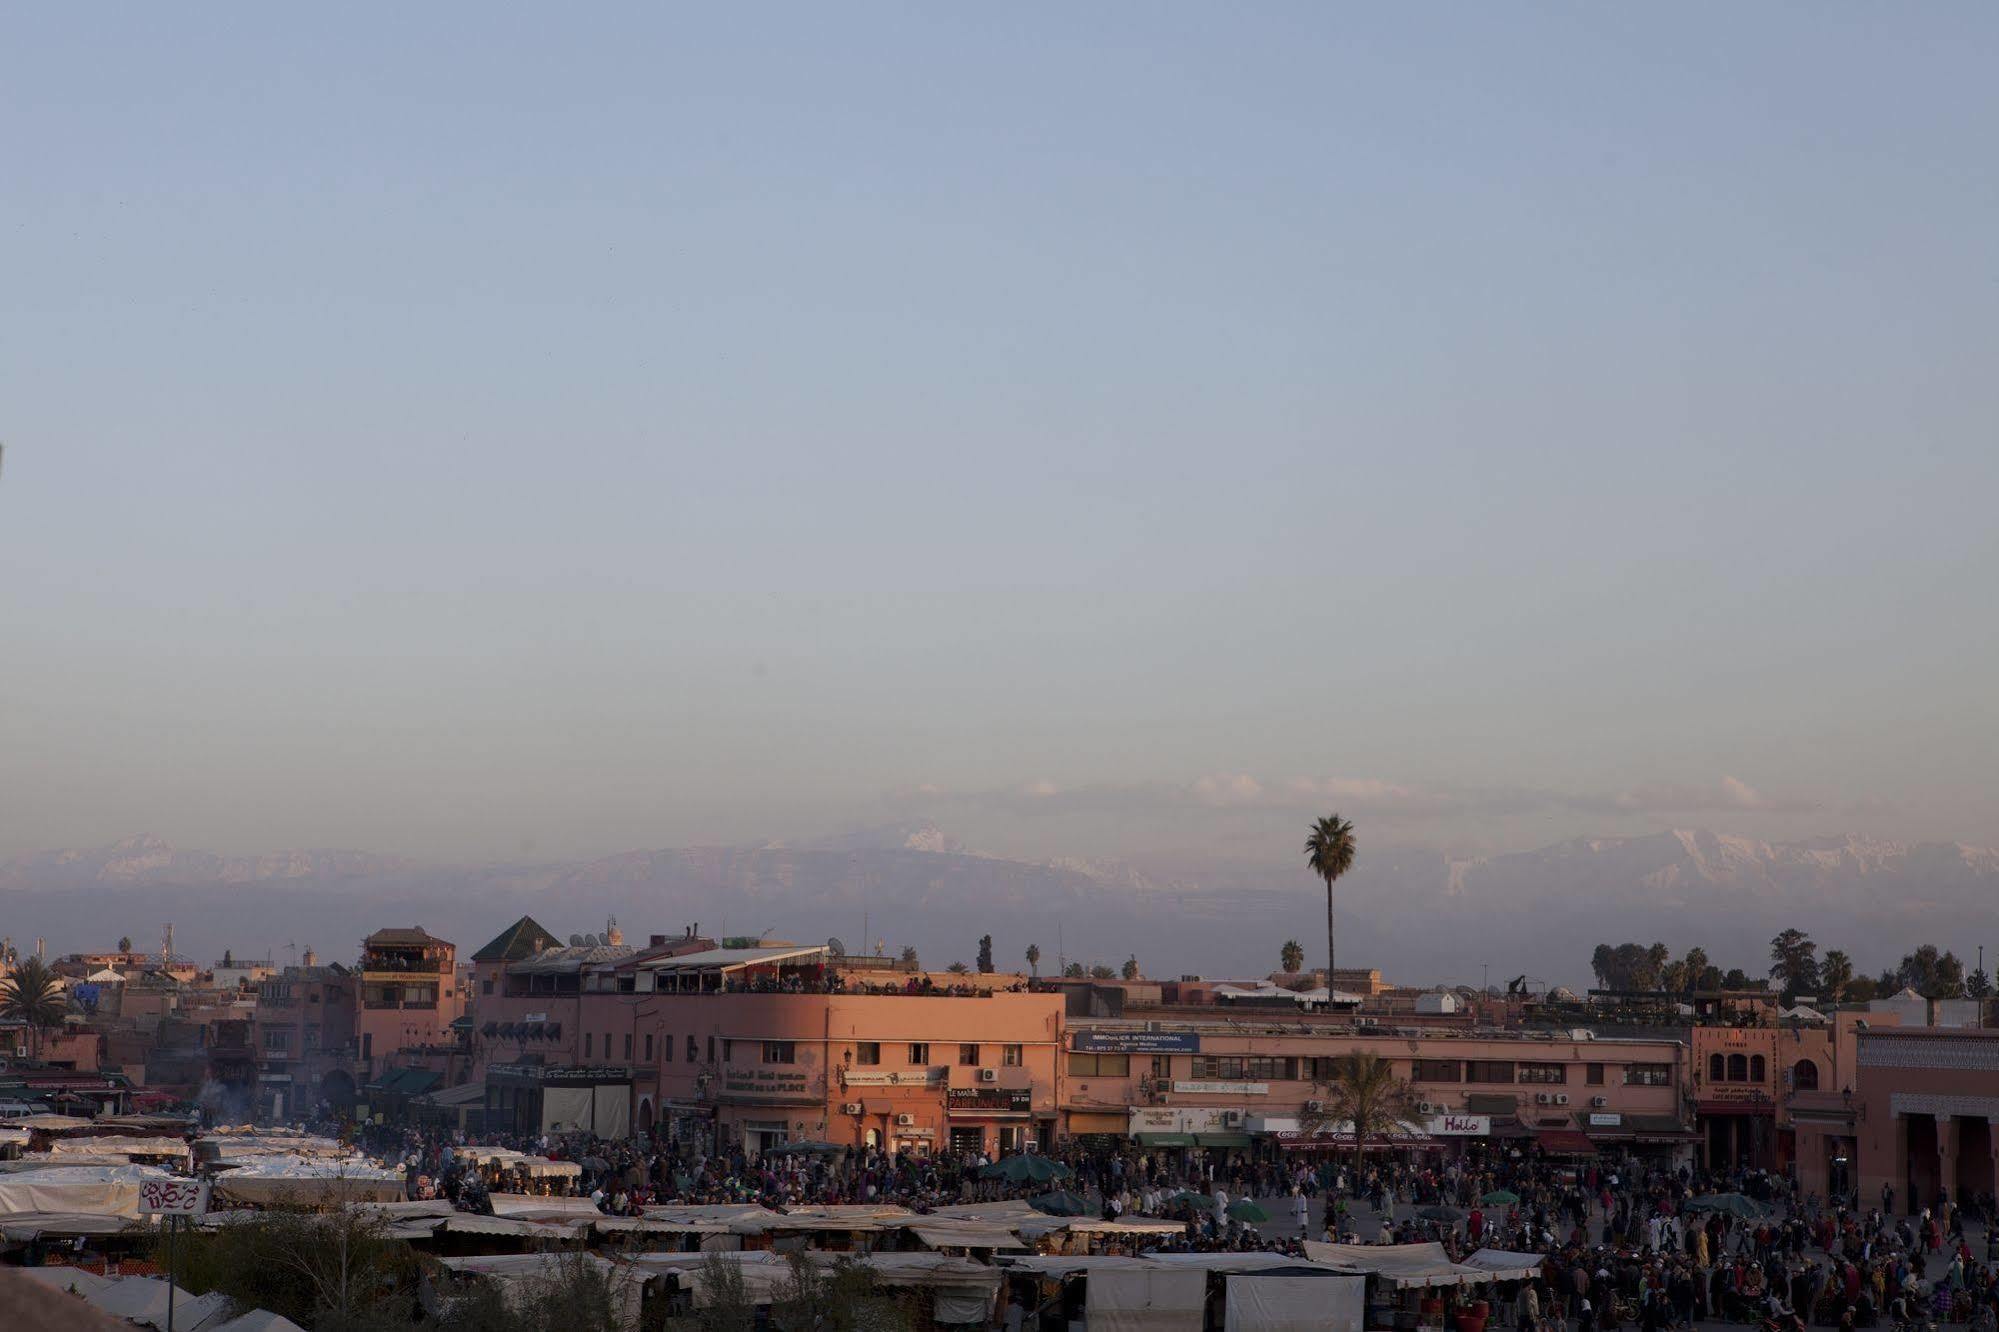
top-left (140, 1178), bottom-right (211, 1217)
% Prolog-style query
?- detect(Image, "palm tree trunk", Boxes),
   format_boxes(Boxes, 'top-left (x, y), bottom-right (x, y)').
top-left (1326, 875), bottom-right (1336, 995)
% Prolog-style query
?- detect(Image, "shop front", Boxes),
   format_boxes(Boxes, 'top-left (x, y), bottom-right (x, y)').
top-left (946, 1085), bottom-right (1036, 1157)
top-left (485, 1062), bottom-right (636, 1138)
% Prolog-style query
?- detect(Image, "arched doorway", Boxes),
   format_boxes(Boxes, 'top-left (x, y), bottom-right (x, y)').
top-left (321, 1069), bottom-right (357, 1114)
top-left (637, 1097), bottom-right (655, 1133)
top-left (1792, 1059), bottom-right (1819, 1091)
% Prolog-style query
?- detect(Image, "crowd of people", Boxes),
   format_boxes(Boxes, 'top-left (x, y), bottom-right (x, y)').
top-left (325, 1111), bottom-right (1999, 1328)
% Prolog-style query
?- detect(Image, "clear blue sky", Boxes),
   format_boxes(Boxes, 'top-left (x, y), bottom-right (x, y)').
top-left (3, 4), bottom-right (1995, 863)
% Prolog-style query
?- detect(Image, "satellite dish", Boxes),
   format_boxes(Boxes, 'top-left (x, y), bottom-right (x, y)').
top-left (827, 937), bottom-right (847, 958)
top-left (568, 934), bottom-right (584, 946)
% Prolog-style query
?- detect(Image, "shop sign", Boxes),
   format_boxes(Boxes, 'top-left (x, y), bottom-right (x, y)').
top-left (947, 1087), bottom-right (1032, 1114)
top-left (1431, 1114), bottom-right (1489, 1136)
top-left (841, 1069), bottom-right (944, 1087)
top-left (1172, 1080), bottom-right (1268, 1096)
top-left (1129, 1107), bottom-right (1235, 1134)
top-left (721, 1069), bottom-right (816, 1098)
top-left (1074, 1030), bottom-right (1200, 1054)
top-left (1588, 1112), bottom-right (1622, 1127)
top-left (140, 1178), bottom-right (211, 1217)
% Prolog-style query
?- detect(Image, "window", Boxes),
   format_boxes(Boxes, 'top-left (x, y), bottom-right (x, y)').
top-left (1412, 1059), bottom-right (1462, 1082)
top-left (661, 1035), bottom-right (672, 1062)
top-left (482, 978), bottom-right (494, 996)
top-left (1708, 1054), bottom-right (1726, 1082)
top-left (643, 1034), bottom-right (653, 1062)
top-left (585, 1032), bottom-right (593, 1058)
top-left (763, 1041), bottom-right (796, 1064)
top-left (1188, 1055), bottom-right (1292, 1081)
top-left (686, 1035), bottom-right (696, 1062)
top-left (907, 1042), bottom-right (930, 1066)
top-left (604, 1032), bottom-right (613, 1061)
top-left (1518, 1063), bottom-right (1567, 1085)
top-left (303, 1024), bottom-right (319, 1052)
top-left (1464, 1060), bottom-right (1516, 1084)
top-left (1727, 1054), bottom-right (1748, 1082)
top-left (1244, 1056), bottom-right (1296, 1081)
top-left (1749, 1055), bottom-right (1766, 1082)
top-left (1625, 1063), bottom-right (1672, 1087)
top-left (623, 1033), bottom-right (633, 1060)
top-left (1586, 1063), bottom-right (1605, 1086)
top-left (1068, 1052), bottom-right (1130, 1077)
top-left (958, 1043), bottom-right (980, 1066)
top-left (855, 1042), bottom-right (881, 1066)
top-left (707, 1036), bottom-right (716, 1063)
top-left (263, 1028), bottom-right (289, 1051)
top-left (1193, 1056), bottom-right (1245, 1081)
top-left (722, 1039), bottom-right (734, 1062)
top-left (1793, 1059), bottom-right (1819, 1091)
top-left (1002, 1043), bottom-right (1024, 1067)
top-left (1151, 1055), bottom-right (1173, 1079)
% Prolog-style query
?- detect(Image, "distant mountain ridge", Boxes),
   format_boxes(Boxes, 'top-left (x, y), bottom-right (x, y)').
top-left (3, 828), bottom-right (1994, 985)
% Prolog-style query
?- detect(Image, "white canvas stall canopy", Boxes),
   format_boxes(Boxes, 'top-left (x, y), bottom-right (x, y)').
top-left (511, 1154), bottom-right (583, 1178)
top-left (1225, 1271), bottom-right (1367, 1332)
top-left (10, 1114), bottom-right (97, 1133)
top-left (49, 1135), bottom-right (190, 1162)
top-left (1063, 1216), bottom-right (1187, 1236)
top-left (1301, 1241), bottom-right (1489, 1288)
top-left (487, 1192), bottom-right (602, 1218)
top-left (211, 1157), bottom-right (405, 1205)
top-left (1085, 1265), bottom-right (1208, 1332)
top-left (0, 1163), bottom-right (165, 1218)
top-left (1463, 1249), bottom-right (1547, 1281)
top-left (198, 1132), bottom-right (351, 1162)
top-left (435, 1252), bottom-right (641, 1329)
top-left (926, 1198), bottom-right (1071, 1240)
top-left (537, 1085), bottom-right (630, 1138)
top-left (456, 1146), bottom-right (528, 1168)
top-left (0, 1210), bottom-right (153, 1240)
top-left (0, 1126), bottom-right (31, 1147)
top-left (906, 1220), bottom-right (1027, 1251)
top-left (439, 1213), bottom-right (592, 1240)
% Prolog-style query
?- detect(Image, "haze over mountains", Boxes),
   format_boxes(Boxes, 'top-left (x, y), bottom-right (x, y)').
top-left (4, 828), bottom-right (1995, 990)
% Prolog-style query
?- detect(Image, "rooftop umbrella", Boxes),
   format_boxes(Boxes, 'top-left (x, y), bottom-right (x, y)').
top-left (1029, 1189), bottom-right (1090, 1217)
top-left (1164, 1190), bottom-right (1216, 1212)
top-left (979, 1154), bottom-right (1071, 1185)
top-left (1481, 1190), bottom-right (1521, 1206)
top-left (1416, 1205), bottom-right (1465, 1222)
top-left (1226, 1199), bottom-right (1271, 1223)
top-left (1682, 1193), bottom-right (1761, 1218)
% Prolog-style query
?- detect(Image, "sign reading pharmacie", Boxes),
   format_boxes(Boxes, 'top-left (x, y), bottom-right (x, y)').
top-left (140, 1177), bottom-right (211, 1217)
top-left (1073, 1030), bottom-right (1201, 1054)
top-left (1131, 1106), bottom-right (1240, 1135)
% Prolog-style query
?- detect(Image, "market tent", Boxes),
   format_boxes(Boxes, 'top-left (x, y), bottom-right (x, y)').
top-left (0, 1163), bottom-right (166, 1217)
top-left (436, 1252), bottom-right (641, 1328)
top-left (1226, 1272), bottom-right (1366, 1332)
top-left (907, 1220), bottom-right (1026, 1251)
top-left (487, 1193), bottom-right (604, 1218)
top-left (1086, 1265), bottom-right (1207, 1332)
top-left (211, 1158), bottom-right (404, 1206)
top-left (207, 1311), bottom-right (310, 1332)
top-left (1029, 1189), bottom-right (1090, 1216)
top-left (440, 1213), bottom-right (592, 1240)
top-left (79, 1274), bottom-right (231, 1330)
top-left (49, 1136), bottom-right (189, 1162)
top-left (0, 1126), bottom-right (33, 1147)
top-left (512, 1155), bottom-right (582, 1178)
top-left (1301, 1241), bottom-right (1489, 1288)
top-left (1001, 1255), bottom-right (1158, 1277)
top-left (0, 1210), bottom-right (152, 1240)
top-left (1463, 1249), bottom-right (1547, 1281)
top-left (624, 1250), bottom-right (797, 1303)
top-left (1065, 1216), bottom-right (1188, 1236)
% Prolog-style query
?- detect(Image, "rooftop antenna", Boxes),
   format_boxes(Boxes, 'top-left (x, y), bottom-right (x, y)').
top-left (161, 922), bottom-right (175, 966)
top-left (286, 940), bottom-right (299, 966)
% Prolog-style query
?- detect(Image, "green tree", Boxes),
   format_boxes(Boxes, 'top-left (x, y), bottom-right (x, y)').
top-left (1024, 944), bottom-right (1041, 977)
top-left (1721, 968), bottom-right (1755, 990)
top-left (1680, 946), bottom-right (1713, 993)
top-left (1301, 1051), bottom-right (1421, 1190)
top-left (1844, 975), bottom-right (1880, 1004)
top-left (1304, 814), bottom-right (1358, 985)
top-left (1968, 967), bottom-right (1993, 1000)
top-left (945, 961), bottom-right (970, 975)
top-left (976, 935), bottom-right (994, 974)
top-left (1892, 945), bottom-right (1965, 999)
top-left (159, 1204), bottom-right (412, 1329)
top-left (1280, 940), bottom-right (1305, 974)
top-left (117, 935), bottom-right (133, 954)
top-left (1769, 928), bottom-right (1822, 1002)
top-left (1088, 964), bottom-right (1116, 980)
top-left (1063, 962), bottom-right (1085, 978)
top-left (899, 945), bottom-right (919, 968)
top-left (0, 956), bottom-right (68, 1057)
top-left (1121, 955), bottom-right (1140, 981)
top-left (1820, 949), bottom-right (1854, 1004)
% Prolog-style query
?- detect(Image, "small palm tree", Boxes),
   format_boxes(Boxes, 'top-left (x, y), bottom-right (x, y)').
top-left (1025, 944), bottom-right (1041, 977)
top-left (1280, 940), bottom-right (1305, 975)
top-left (1301, 1050), bottom-right (1420, 1186)
top-left (1304, 814), bottom-right (1357, 986)
top-left (0, 957), bottom-right (70, 1058)
top-left (117, 936), bottom-right (133, 954)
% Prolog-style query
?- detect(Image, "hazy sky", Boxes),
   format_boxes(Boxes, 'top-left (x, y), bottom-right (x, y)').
top-left (4, 5), bottom-right (1996, 866)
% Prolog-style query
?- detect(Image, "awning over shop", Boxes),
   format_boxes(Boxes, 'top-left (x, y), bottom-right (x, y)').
top-left (1698, 1101), bottom-right (1775, 1117)
top-left (1534, 1129), bottom-right (1597, 1156)
top-left (1622, 1115), bottom-right (1697, 1141)
top-left (1136, 1132), bottom-right (1196, 1148)
top-left (1196, 1132), bottom-right (1252, 1149)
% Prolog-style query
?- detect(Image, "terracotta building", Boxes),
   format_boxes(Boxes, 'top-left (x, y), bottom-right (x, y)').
top-left (1850, 1027), bottom-right (1999, 1212)
top-left (355, 927), bottom-right (465, 1079)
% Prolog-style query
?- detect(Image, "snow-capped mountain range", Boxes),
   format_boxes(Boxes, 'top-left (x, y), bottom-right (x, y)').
top-left (3, 827), bottom-right (1994, 987)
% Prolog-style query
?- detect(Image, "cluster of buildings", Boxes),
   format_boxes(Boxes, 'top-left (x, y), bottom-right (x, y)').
top-left (6, 921), bottom-right (1996, 1211)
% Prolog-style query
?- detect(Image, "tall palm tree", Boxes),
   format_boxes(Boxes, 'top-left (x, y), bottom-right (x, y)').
top-left (1280, 940), bottom-right (1305, 975)
top-left (1025, 944), bottom-right (1041, 977)
top-left (0, 957), bottom-right (69, 1058)
top-left (1301, 1050), bottom-right (1420, 1186)
top-left (1304, 814), bottom-right (1357, 990)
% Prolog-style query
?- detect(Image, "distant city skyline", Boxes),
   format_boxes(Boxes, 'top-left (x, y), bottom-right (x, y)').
top-left (4, 5), bottom-right (1996, 866)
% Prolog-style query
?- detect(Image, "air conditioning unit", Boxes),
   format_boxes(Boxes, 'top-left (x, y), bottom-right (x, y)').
top-left (1535, 1092), bottom-right (1552, 1105)
top-left (978, 1068), bottom-right (998, 1083)
top-left (1306, 1100), bottom-right (1326, 1114)
top-left (1221, 1110), bottom-right (1244, 1127)
top-left (1555, 1094), bottom-right (1570, 1105)
top-left (1591, 1096), bottom-right (1608, 1108)
top-left (895, 1113), bottom-right (916, 1127)
top-left (842, 1102), bottom-right (863, 1116)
